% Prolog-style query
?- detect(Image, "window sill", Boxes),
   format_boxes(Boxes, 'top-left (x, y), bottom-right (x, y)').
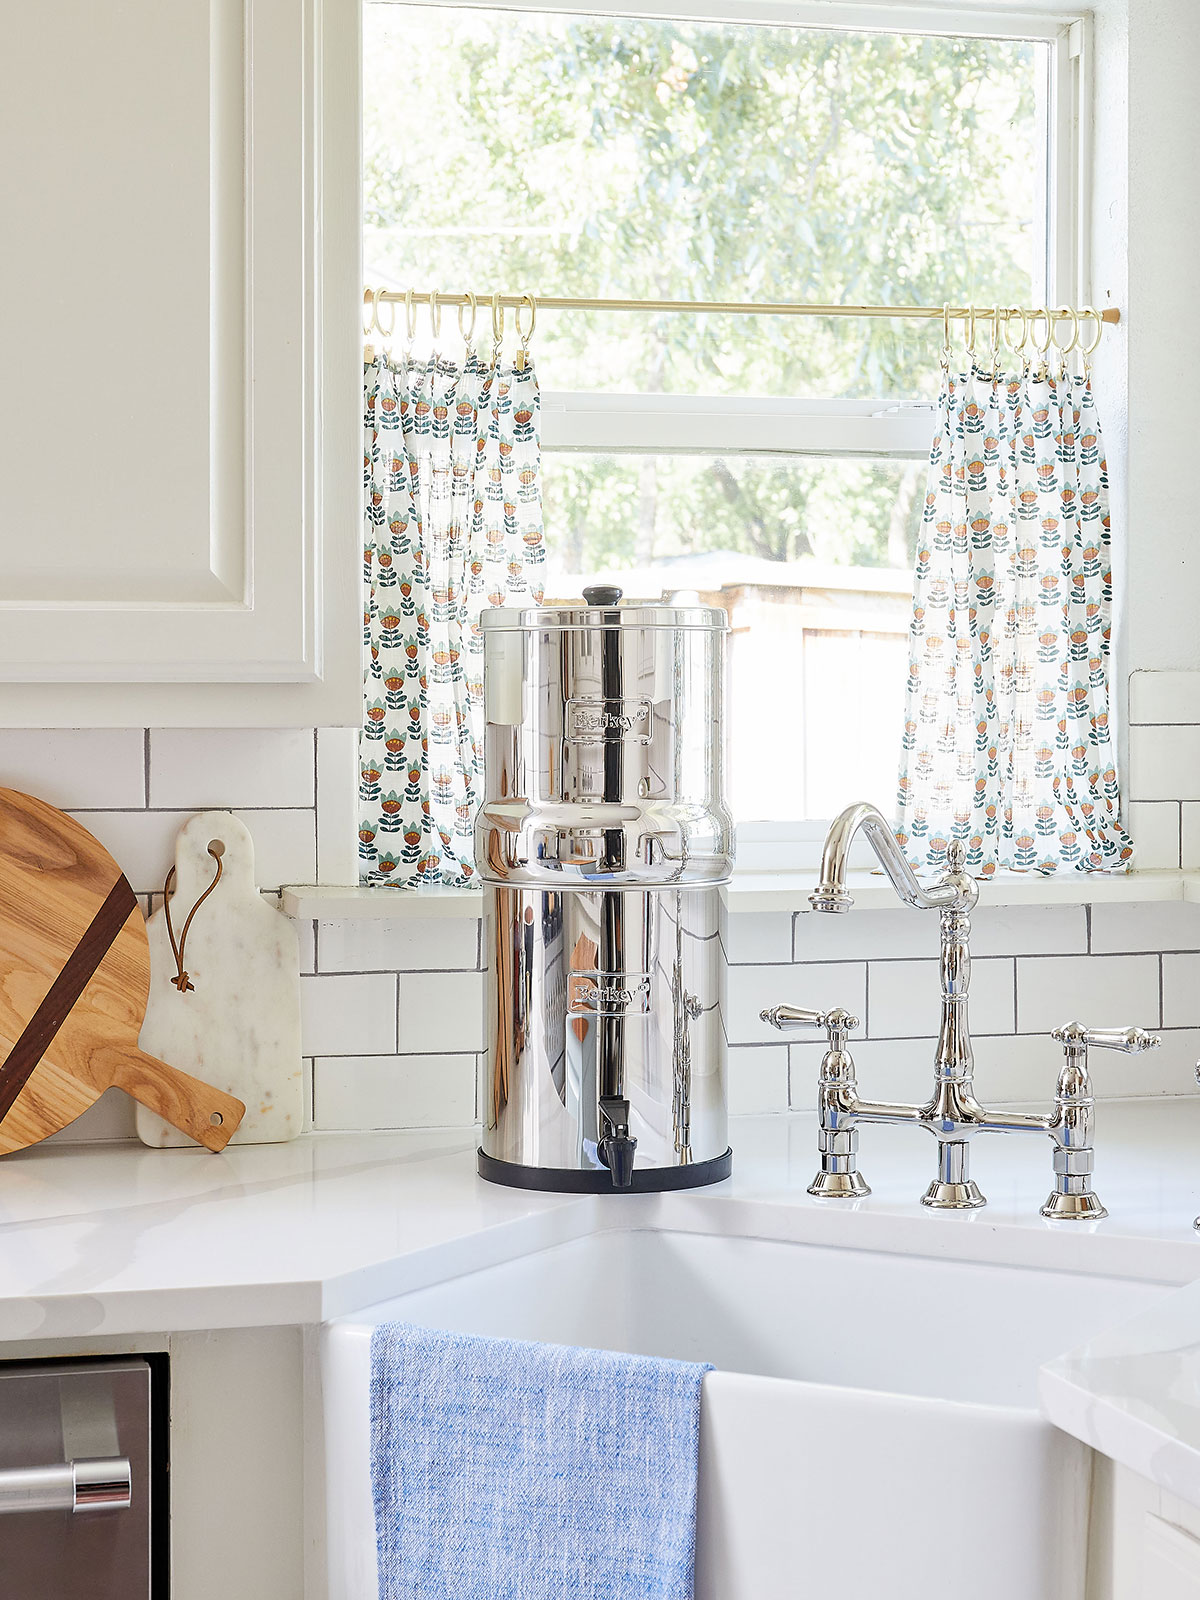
top-left (280, 869), bottom-right (1199, 921)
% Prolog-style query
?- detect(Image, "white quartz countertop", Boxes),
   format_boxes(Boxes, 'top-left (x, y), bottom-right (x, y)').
top-left (5, 1101), bottom-right (1200, 1506)
top-left (0, 1100), bottom-right (1197, 1339)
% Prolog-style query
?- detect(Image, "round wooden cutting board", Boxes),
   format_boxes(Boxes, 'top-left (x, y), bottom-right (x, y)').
top-left (0, 788), bottom-right (245, 1155)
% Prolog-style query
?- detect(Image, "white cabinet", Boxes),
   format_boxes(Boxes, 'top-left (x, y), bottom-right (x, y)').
top-left (1142, 1518), bottom-right (1200, 1598)
top-left (0, 0), bottom-right (360, 726)
top-left (1098, 1463), bottom-right (1200, 1599)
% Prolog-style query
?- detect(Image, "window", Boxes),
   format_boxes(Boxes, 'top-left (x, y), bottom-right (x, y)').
top-left (364, 2), bottom-right (1082, 831)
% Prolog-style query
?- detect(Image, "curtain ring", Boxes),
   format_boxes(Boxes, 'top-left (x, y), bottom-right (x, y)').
top-left (1031, 306), bottom-right (1054, 358)
top-left (491, 292), bottom-right (506, 348)
top-left (404, 289), bottom-right (419, 346)
top-left (1053, 305), bottom-right (1080, 357)
top-left (373, 287), bottom-right (395, 340)
top-left (457, 291), bottom-right (478, 347)
top-left (940, 303), bottom-right (953, 369)
top-left (1002, 306), bottom-right (1028, 356)
top-left (1080, 305), bottom-right (1103, 374)
top-left (363, 288), bottom-right (376, 339)
top-left (429, 290), bottom-right (443, 345)
top-left (965, 304), bottom-right (978, 359)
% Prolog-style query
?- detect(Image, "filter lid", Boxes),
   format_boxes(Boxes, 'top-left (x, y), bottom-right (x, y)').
top-left (479, 585), bottom-right (729, 632)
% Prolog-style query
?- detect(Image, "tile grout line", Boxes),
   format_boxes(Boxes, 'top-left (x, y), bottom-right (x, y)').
top-left (143, 728), bottom-right (150, 808)
top-left (1159, 952), bottom-right (1165, 1029)
top-left (70, 804), bottom-right (318, 815)
top-left (312, 728), bottom-right (321, 883)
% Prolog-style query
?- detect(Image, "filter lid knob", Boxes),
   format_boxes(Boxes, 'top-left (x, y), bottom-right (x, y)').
top-left (582, 584), bottom-right (623, 607)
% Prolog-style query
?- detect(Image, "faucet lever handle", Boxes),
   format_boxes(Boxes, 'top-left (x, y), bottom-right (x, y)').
top-left (761, 1005), bottom-right (869, 1201)
top-left (760, 1005), bottom-right (860, 1040)
top-left (1040, 1021), bottom-right (1159, 1224)
top-left (1051, 1022), bottom-right (1161, 1057)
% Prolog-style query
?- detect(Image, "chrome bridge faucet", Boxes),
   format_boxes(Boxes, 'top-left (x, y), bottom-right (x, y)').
top-left (761, 801), bottom-right (1160, 1218)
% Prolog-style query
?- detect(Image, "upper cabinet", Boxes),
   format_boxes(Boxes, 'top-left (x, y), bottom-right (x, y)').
top-left (0, 0), bottom-right (361, 726)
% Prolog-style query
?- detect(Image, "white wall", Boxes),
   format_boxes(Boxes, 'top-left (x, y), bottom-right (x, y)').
top-left (1125, 0), bottom-right (1200, 675)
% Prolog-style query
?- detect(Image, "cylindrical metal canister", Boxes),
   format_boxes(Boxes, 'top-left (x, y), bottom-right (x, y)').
top-left (476, 589), bottom-right (732, 1192)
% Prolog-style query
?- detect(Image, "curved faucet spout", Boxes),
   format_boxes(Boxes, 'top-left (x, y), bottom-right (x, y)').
top-left (810, 802), bottom-right (968, 914)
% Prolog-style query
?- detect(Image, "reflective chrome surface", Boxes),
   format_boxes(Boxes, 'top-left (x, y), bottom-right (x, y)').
top-left (476, 589), bottom-right (732, 888)
top-left (765, 800), bottom-right (1161, 1216)
top-left (0, 1358), bottom-right (153, 1598)
top-left (477, 588), bottom-right (730, 1190)
top-left (0, 1458), bottom-right (132, 1516)
top-left (481, 884), bottom-right (727, 1179)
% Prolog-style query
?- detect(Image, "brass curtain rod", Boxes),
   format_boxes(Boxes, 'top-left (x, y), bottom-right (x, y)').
top-left (364, 287), bottom-right (1121, 324)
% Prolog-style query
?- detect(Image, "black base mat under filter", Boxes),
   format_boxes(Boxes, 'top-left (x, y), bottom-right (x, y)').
top-left (476, 1147), bottom-right (733, 1193)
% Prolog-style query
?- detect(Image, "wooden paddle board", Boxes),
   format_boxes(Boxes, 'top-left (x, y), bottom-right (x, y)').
top-left (0, 788), bottom-right (245, 1154)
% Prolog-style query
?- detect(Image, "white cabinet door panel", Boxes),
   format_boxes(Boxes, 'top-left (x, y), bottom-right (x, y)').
top-left (0, 0), bottom-right (360, 724)
top-left (1143, 1515), bottom-right (1200, 1598)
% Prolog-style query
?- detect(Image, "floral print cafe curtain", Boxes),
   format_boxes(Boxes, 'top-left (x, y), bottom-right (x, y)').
top-left (360, 350), bottom-right (544, 887)
top-left (896, 358), bottom-right (1133, 876)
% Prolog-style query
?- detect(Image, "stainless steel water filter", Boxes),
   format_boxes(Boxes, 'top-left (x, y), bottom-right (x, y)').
top-left (476, 586), bottom-right (733, 1192)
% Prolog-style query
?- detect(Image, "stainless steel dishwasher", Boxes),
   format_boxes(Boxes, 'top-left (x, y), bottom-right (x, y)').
top-left (0, 1356), bottom-right (160, 1598)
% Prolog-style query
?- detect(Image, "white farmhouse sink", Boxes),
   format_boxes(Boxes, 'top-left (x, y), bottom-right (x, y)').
top-left (322, 1227), bottom-right (1167, 1600)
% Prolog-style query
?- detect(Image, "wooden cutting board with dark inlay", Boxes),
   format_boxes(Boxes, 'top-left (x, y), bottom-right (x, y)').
top-left (0, 788), bottom-right (245, 1155)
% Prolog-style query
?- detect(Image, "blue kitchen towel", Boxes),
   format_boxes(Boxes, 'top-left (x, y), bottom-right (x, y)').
top-left (370, 1321), bottom-right (711, 1600)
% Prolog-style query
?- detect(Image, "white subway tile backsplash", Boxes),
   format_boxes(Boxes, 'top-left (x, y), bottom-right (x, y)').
top-left (789, 1035), bottom-right (934, 1112)
top-left (296, 919), bottom-right (316, 974)
top-left (10, 723), bottom-right (1199, 1140)
top-left (319, 917), bottom-right (479, 974)
top-left (300, 973), bottom-right (397, 1055)
top-left (727, 1045), bottom-right (789, 1115)
top-left (1090, 901), bottom-right (1200, 953)
top-left (721, 912), bottom-right (794, 965)
top-left (867, 957), bottom-right (1014, 1039)
top-left (726, 962), bottom-right (866, 1045)
top-left (1181, 804), bottom-right (1200, 870)
top-left (1016, 954), bottom-right (1161, 1035)
top-left (1129, 670), bottom-right (1200, 726)
top-left (968, 906), bottom-right (1089, 957)
top-left (149, 728), bottom-right (315, 809)
top-left (1128, 724), bottom-right (1200, 801)
top-left (313, 1053), bottom-right (477, 1130)
top-left (1163, 953), bottom-right (1200, 1027)
top-left (1142, 1029), bottom-right (1200, 1096)
top-left (793, 905), bottom-right (1085, 963)
top-left (1126, 802), bottom-right (1181, 870)
top-left (75, 807), bottom-right (317, 893)
top-left (315, 726), bottom-right (360, 886)
top-left (399, 970), bottom-right (485, 1053)
top-left (972, 1031), bottom-right (1079, 1105)
top-left (793, 908), bottom-right (939, 963)
top-left (977, 1027), bottom-right (1200, 1102)
top-left (0, 728), bottom-right (146, 809)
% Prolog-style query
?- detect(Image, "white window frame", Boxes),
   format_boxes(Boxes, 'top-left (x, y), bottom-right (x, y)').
top-left (364, 0), bottom-right (1092, 870)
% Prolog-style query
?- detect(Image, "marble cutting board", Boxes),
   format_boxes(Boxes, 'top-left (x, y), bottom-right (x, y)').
top-left (136, 811), bottom-right (303, 1147)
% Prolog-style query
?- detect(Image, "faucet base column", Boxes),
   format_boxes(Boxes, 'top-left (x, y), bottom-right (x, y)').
top-left (921, 1140), bottom-right (986, 1210)
top-left (1041, 1189), bottom-right (1107, 1221)
top-left (808, 1169), bottom-right (870, 1199)
top-left (807, 1123), bottom-right (870, 1199)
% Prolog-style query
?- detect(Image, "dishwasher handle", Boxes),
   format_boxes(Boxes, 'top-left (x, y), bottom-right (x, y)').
top-left (0, 1458), bottom-right (132, 1515)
